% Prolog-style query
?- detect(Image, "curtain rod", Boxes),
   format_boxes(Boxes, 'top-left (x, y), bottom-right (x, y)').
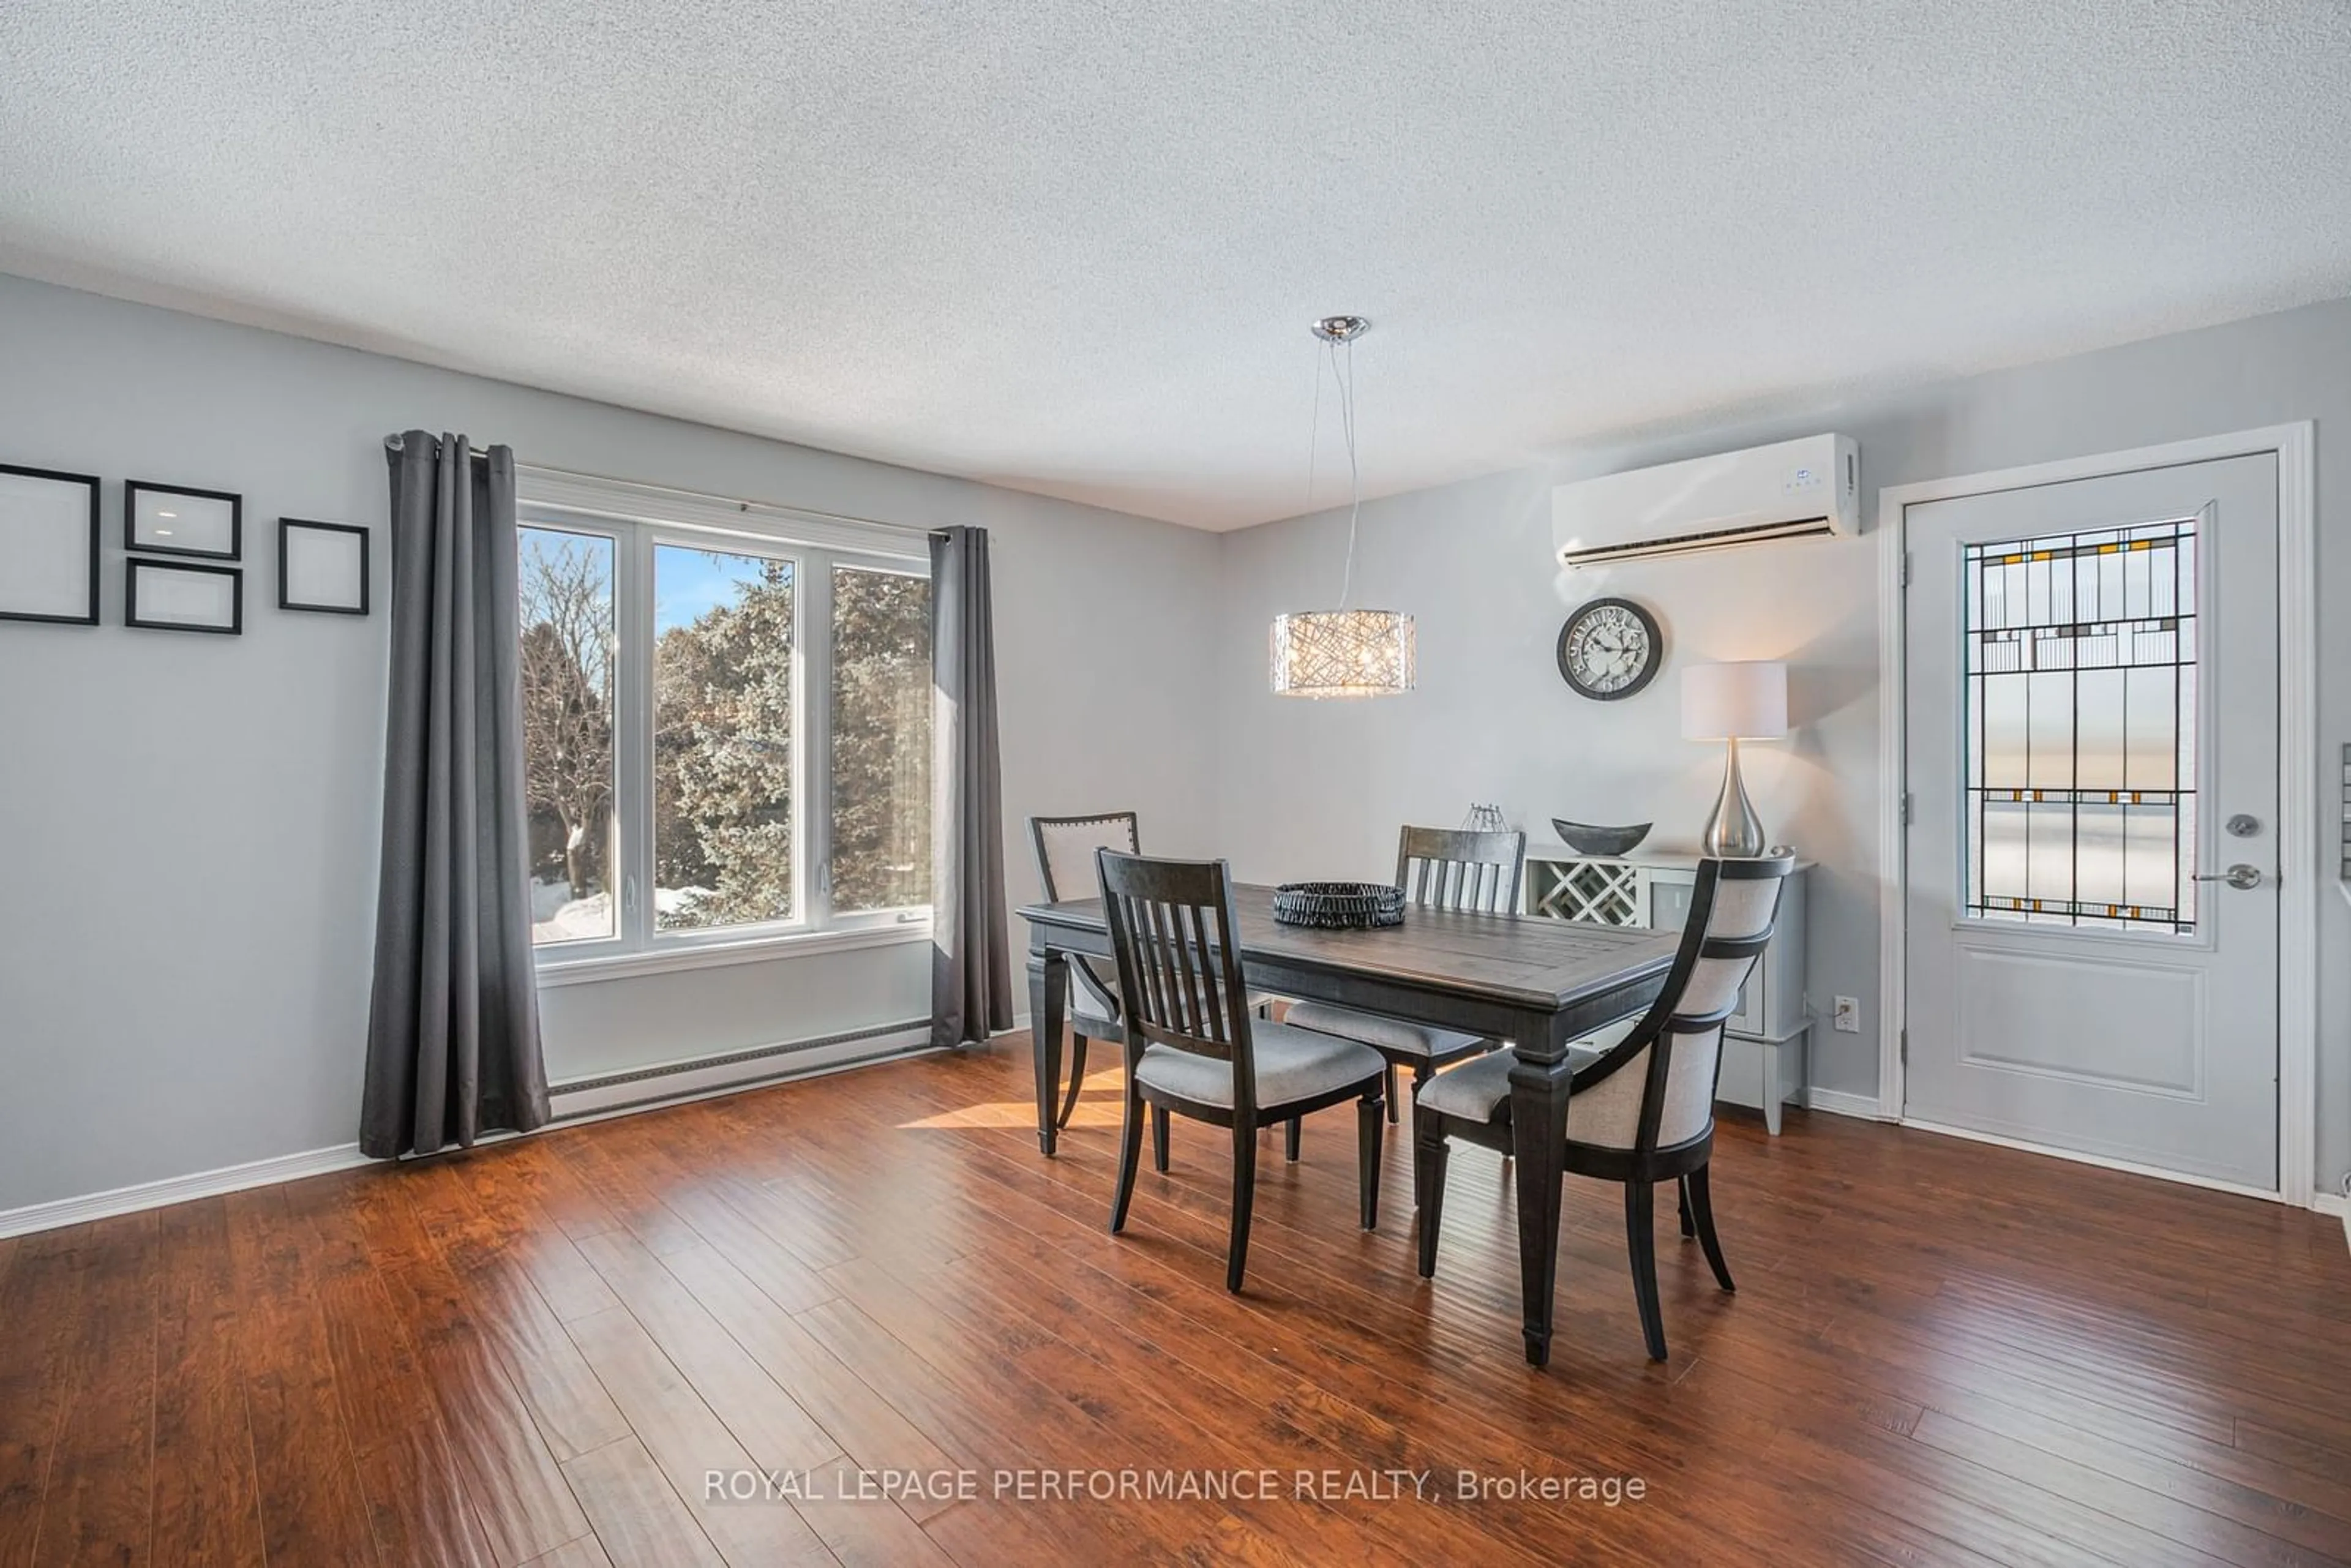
top-left (381, 433), bottom-right (945, 539)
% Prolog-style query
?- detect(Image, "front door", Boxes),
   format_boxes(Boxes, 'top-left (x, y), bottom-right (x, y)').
top-left (1903, 454), bottom-right (2279, 1190)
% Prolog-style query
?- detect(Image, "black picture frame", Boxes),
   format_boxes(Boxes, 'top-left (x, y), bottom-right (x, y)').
top-left (0, 462), bottom-right (102, 626)
top-left (126, 558), bottom-right (244, 636)
top-left (277, 518), bottom-right (370, 615)
top-left (124, 479), bottom-right (242, 560)
top-left (1556, 595), bottom-right (1665, 701)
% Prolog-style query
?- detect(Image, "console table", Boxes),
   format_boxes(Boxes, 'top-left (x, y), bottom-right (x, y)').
top-left (1524, 846), bottom-right (1812, 1133)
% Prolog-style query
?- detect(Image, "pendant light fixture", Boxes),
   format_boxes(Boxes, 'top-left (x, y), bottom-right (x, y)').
top-left (1269, 315), bottom-right (1416, 698)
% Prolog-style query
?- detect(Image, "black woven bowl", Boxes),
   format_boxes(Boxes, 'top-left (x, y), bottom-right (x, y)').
top-left (1272, 881), bottom-right (1406, 930)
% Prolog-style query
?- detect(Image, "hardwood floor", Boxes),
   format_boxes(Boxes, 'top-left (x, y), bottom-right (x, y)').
top-left (2, 1037), bottom-right (2347, 1566)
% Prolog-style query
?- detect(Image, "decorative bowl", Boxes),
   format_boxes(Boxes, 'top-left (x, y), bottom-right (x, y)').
top-left (1272, 881), bottom-right (1406, 930)
top-left (1550, 819), bottom-right (1652, 857)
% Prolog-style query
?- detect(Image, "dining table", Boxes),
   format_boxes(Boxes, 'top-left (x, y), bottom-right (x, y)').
top-left (1017, 883), bottom-right (1684, 1368)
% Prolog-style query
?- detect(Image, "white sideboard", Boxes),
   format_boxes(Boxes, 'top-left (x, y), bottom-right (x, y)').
top-left (1523, 846), bottom-right (1812, 1133)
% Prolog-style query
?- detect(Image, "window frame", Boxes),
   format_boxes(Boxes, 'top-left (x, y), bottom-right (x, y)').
top-left (517, 472), bottom-right (933, 983)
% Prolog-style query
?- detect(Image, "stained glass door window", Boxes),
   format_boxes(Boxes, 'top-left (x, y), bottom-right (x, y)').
top-left (1962, 519), bottom-right (2198, 933)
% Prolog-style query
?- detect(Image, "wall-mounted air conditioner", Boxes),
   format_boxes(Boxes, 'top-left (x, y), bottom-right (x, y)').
top-left (1553, 433), bottom-right (1860, 569)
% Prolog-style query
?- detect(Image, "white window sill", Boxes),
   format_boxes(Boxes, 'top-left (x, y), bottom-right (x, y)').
top-left (533, 918), bottom-right (932, 988)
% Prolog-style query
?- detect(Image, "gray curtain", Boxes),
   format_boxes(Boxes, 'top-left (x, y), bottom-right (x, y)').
top-left (360, 431), bottom-right (551, 1158)
top-left (930, 525), bottom-right (1014, 1048)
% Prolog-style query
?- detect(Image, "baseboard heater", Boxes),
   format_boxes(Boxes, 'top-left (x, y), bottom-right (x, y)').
top-left (550, 1018), bottom-right (934, 1120)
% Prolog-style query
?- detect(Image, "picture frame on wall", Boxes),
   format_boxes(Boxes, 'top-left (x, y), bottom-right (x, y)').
top-left (0, 462), bottom-right (102, 626)
top-left (125, 479), bottom-right (241, 559)
top-left (126, 557), bottom-right (242, 635)
top-left (277, 518), bottom-right (369, 615)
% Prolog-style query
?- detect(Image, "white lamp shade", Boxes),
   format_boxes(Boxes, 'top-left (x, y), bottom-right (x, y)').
top-left (1681, 661), bottom-right (1788, 740)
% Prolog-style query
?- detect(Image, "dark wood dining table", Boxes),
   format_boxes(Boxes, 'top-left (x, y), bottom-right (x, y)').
top-left (1018, 883), bottom-right (1683, 1367)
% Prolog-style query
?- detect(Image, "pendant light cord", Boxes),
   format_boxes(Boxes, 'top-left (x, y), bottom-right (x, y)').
top-left (1300, 326), bottom-right (1365, 610)
top-left (1302, 347), bottom-right (1324, 537)
top-left (1335, 335), bottom-right (1360, 609)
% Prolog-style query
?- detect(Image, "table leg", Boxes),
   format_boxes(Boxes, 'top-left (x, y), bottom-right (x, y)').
top-left (1027, 947), bottom-right (1067, 1157)
top-left (1507, 1031), bottom-right (1572, 1368)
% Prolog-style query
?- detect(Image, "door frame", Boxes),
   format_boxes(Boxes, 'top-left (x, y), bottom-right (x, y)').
top-left (1875, 423), bottom-right (2318, 1209)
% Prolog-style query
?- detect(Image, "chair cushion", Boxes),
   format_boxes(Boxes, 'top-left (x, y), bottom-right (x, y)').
top-left (1414, 1045), bottom-right (1606, 1124)
top-left (1134, 1019), bottom-right (1385, 1111)
top-left (1282, 1001), bottom-right (1488, 1063)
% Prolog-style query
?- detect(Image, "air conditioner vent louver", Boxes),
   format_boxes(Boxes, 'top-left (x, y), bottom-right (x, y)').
top-left (1553, 435), bottom-right (1858, 569)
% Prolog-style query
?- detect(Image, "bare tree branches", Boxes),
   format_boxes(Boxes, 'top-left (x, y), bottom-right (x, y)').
top-left (518, 533), bottom-right (614, 900)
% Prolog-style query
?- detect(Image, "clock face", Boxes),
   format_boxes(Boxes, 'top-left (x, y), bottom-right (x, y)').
top-left (1557, 598), bottom-right (1663, 700)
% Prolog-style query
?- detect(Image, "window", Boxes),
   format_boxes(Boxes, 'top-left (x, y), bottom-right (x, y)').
top-left (1960, 518), bottom-right (2197, 934)
top-left (654, 544), bottom-right (799, 931)
top-left (517, 488), bottom-right (930, 967)
top-left (520, 528), bottom-right (618, 943)
top-left (830, 564), bottom-right (932, 912)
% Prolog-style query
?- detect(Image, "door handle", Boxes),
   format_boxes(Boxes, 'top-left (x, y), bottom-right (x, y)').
top-left (2192, 864), bottom-right (2263, 891)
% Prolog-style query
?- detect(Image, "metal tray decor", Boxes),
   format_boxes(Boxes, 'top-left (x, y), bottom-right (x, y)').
top-left (1551, 818), bottom-right (1652, 857)
top-left (1272, 881), bottom-right (1406, 930)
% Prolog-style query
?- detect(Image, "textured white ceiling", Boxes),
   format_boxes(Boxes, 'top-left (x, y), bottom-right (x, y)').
top-left (4, 2), bottom-right (2350, 528)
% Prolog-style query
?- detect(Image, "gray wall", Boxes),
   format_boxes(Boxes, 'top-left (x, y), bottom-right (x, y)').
top-left (1217, 296), bottom-right (2349, 1199)
top-left (0, 274), bottom-right (1224, 1212)
top-left (7, 272), bottom-right (2344, 1216)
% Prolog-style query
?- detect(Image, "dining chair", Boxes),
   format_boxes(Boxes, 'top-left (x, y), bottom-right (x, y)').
top-left (1029, 812), bottom-right (1141, 1129)
top-left (1097, 848), bottom-right (1388, 1292)
top-left (1029, 812), bottom-right (1275, 1132)
top-left (1284, 825), bottom-right (1526, 1160)
top-left (1411, 853), bottom-right (1796, 1360)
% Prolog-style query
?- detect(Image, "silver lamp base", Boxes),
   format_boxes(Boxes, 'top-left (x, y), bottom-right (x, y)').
top-left (1701, 737), bottom-right (1768, 858)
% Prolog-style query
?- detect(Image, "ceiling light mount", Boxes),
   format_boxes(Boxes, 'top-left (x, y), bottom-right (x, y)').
top-left (1310, 315), bottom-right (1368, 343)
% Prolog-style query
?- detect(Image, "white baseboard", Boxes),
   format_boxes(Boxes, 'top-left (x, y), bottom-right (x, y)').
top-left (0, 1019), bottom-right (945, 1242)
top-left (2316, 1190), bottom-right (2350, 1256)
top-left (1805, 1087), bottom-right (1890, 1121)
top-left (0, 1142), bottom-right (372, 1241)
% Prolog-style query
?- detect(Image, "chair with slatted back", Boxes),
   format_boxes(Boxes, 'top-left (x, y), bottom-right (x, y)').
top-left (1029, 812), bottom-right (1142, 1130)
top-left (1284, 825), bottom-right (1527, 1142)
top-left (1096, 848), bottom-right (1388, 1292)
top-left (1412, 853), bottom-right (1795, 1360)
top-left (1029, 812), bottom-right (1275, 1133)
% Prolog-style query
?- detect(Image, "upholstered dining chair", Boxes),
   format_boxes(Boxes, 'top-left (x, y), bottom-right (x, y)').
top-left (1029, 812), bottom-right (1274, 1131)
top-left (1097, 849), bottom-right (1388, 1291)
top-left (1412, 853), bottom-right (1796, 1361)
top-left (1285, 825), bottom-right (1527, 1140)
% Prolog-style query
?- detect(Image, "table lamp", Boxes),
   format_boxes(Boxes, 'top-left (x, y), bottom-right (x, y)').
top-left (1682, 661), bottom-right (1788, 857)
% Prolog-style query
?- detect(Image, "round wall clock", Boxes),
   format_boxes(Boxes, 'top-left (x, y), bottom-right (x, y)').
top-left (1556, 597), bottom-right (1663, 700)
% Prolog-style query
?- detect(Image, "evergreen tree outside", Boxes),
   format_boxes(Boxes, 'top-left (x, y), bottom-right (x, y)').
top-left (519, 536), bottom-right (932, 940)
top-left (829, 565), bottom-right (931, 911)
top-left (655, 549), bottom-right (797, 929)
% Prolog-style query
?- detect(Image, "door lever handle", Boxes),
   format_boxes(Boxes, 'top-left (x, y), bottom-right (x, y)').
top-left (2192, 864), bottom-right (2263, 891)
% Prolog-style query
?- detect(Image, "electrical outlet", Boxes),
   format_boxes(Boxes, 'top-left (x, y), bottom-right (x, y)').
top-left (1832, 996), bottom-right (1860, 1033)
